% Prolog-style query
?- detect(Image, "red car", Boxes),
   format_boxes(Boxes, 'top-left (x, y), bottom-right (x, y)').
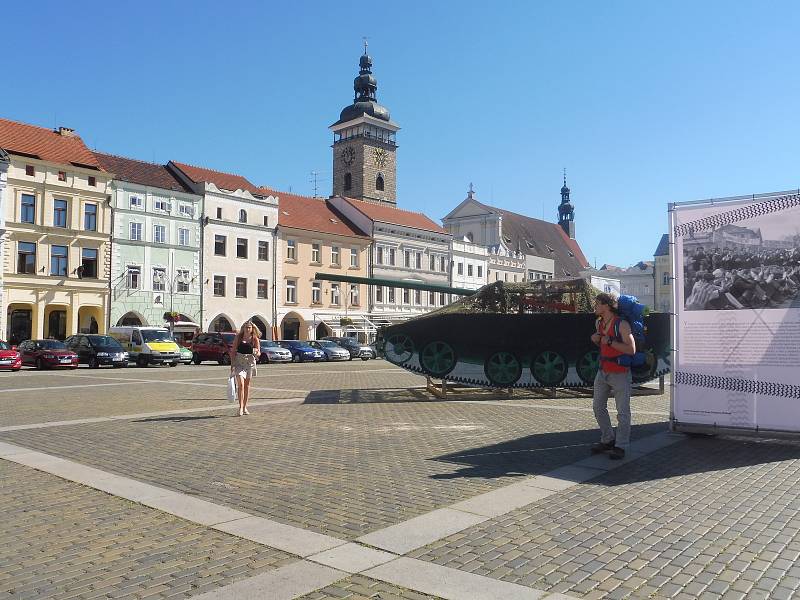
top-left (18, 339), bottom-right (78, 370)
top-left (0, 340), bottom-right (22, 371)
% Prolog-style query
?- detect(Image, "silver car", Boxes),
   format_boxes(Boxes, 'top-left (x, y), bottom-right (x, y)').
top-left (309, 340), bottom-right (351, 361)
top-left (259, 340), bottom-right (293, 364)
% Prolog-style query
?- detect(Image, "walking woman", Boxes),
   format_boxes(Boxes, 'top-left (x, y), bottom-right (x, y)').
top-left (230, 321), bottom-right (261, 416)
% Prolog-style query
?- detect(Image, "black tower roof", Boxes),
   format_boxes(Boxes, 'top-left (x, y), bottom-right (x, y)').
top-left (333, 47), bottom-right (392, 126)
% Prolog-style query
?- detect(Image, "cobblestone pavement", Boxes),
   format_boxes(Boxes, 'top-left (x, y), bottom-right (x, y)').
top-left (409, 435), bottom-right (800, 600)
top-left (295, 574), bottom-right (443, 599)
top-left (0, 461), bottom-right (297, 599)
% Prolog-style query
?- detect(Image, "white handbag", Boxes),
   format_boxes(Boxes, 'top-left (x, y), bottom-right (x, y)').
top-left (227, 375), bottom-right (238, 402)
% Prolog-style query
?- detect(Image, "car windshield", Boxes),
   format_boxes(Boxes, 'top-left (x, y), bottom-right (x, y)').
top-left (37, 340), bottom-right (67, 350)
top-left (318, 341), bottom-right (339, 348)
top-left (0, 341), bottom-right (9, 350)
top-left (260, 341), bottom-right (279, 348)
top-left (88, 336), bottom-right (123, 349)
top-left (141, 330), bottom-right (172, 343)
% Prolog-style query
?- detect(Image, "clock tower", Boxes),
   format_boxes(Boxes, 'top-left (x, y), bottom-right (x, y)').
top-left (331, 47), bottom-right (399, 206)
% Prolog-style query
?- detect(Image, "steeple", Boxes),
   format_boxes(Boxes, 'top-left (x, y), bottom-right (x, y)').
top-left (334, 46), bottom-right (392, 125)
top-left (558, 169), bottom-right (576, 239)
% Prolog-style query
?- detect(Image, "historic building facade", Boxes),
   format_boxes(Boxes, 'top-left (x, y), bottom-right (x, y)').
top-left (0, 148), bottom-right (9, 336)
top-left (0, 119), bottom-right (111, 343)
top-left (653, 234), bottom-right (672, 313)
top-left (94, 153), bottom-right (203, 337)
top-left (268, 189), bottom-right (370, 340)
top-left (330, 48), bottom-right (399, 206)
top-left (450, 237), bottom-right (488, 291)
top-left (169, 162), bottom-right (278, 336)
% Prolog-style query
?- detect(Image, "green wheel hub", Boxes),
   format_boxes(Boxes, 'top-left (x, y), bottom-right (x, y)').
top-left (531, 350), bottom-right (567, 386)
top-left (576, 349), bottom-right (600, 385)
top-left (385, 334), bottom-right (415, 365)
top-left (420, 341), bottom-right (457, 377)
top-left (484, 352), bottom-right (522, 386)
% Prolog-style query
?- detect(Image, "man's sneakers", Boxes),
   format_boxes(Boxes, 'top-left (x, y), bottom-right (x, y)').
top-left (608, 447), bottom-right (626, 460)
top-left (590, 440), bottom-right (616, 454)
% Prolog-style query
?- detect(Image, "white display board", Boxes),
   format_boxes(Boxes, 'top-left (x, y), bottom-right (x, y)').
top-left (671, 190), bottom-right (800, 434)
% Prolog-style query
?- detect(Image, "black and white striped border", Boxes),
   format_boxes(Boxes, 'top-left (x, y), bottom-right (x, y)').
top-left (674, 193), bottom-right (800, 238)
top-left (676, 371), bottom-right (800, 398)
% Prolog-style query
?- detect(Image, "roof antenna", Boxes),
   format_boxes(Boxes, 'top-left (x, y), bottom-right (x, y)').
top-left (363, 36), bottom-right (369, 54)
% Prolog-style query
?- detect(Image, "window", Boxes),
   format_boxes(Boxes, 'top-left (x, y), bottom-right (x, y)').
top-left (236, 238), bottom-right (248, 259)
top-left (50, 245), bottom-right (68, 276)
top-left (176, 269), bottom-right (190, 292)
top-left (127, 266), bottom-right (141, 289)
top-left (154, 198), bottom-right (171, 212)
top-left (312, 243), bottom-right (321, 263)
top-left (440, 293), bottom-right (446, 305)
top-left (415, 252), bottom-right (422, 269)
top-left (403, 289), bottom-right (410, 304)
top-left (152, 268), bottom-right (166, 291)
top-left (414, 290), bottom-right (421, 305)
top-left (179, 204), bottom-right (193, 218)
top-left (477, 265), bottom-right (483, 278)
top-left (457, 262), bottom-right (464, 275)
top-left (235, 277), bottom-right (247, 298)
top-left (467, 264), bottom-right (473, 277)
top-left (178, 228), bottom-right (190, 246)
top-left (154, 224), bottom-right (166, 244)
top-left (429, 291), bottom-right (435, 305)
top-left (344, 172), bottom-right (352, 191)
top-left (331, 283), bottom-right (340, 305)
top-left (258, 241), bottom-right (269, 261)
top-left (404, 250), bottom-right (411, 268)
top-left (130, 222), bottom-right (143, 241)
top-left (53, 199), bottom-right (68, 227)
top-left (376, 247), bottom-right (383, 265)
top-left (376, 286), bottom-right (383, 303)
top-left (287, 239), bottom-right (296, 260)
top-left (350, 248), bottom-right (358, 268)
top-left (257, 279), bottom-right (269, 299)
top-left (17, 242), bottom-right (36, 275)
top-left (663, 273), bottom-right (671, 285)
top-left (376, 174), bottom-right (384, 191)
top-left (239, 209), bottom-right (247, 223)
top-left (286, 280), bottom-right (297, 303)
top-left (331, 246), bottom-right (340, 265)
top-left (81, 249), bottom-right (98, 278)
top-left (389, 248), bottom-right (396, 266)
top-left (263, 215), bottom-right (269, 227)
top-left (213, 275), bottom-right (226, 296)
top-left (440, 256), bottom-right (446, 272)
top-left (84, 203), bottom-right (97, 231)
top-left (88, 176), bottom-right (96, 187)
top-left (216, 207), bottom-right (222, 219)
top-left (388, 287), bottom-right (395, 303)
top-left (21, 194), bottom-right (35, 223)
top-left (349, 284), bottom-right (359, 306)
top-left (312, 281), bottom-right (321, 304)
top-left (429, 255), bottom-right (435, 271)
top-left (129, 195), bottom-right (143, 209)
top-left (25, 165), bottom-right (34, 176)
top-left (58, 171), bottom-right (66, 182)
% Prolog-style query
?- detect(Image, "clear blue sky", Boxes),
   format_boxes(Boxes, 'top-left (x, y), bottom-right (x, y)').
top-left (5, 1), bottom-right (799, 268)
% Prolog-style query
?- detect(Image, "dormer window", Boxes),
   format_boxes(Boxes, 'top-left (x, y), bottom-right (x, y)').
top-left (546, 244), bottom-right (555, 253)
top-left (525, 241), bottom-right (534, 249)
top-left (567, 250), bottom-right (575, 257)
top-left (239, 209), bottom-right (247, 223)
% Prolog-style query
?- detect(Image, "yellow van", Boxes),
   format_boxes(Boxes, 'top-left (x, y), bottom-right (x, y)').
top-left (108, 326), bottom-right (181, 367)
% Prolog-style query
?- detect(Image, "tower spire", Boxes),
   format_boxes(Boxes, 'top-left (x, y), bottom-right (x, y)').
top-left (558, 170), bottom-right (575, 239)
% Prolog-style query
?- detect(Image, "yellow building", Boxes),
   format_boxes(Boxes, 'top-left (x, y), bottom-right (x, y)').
top-left (0, 119), bottom-right (111, 343)
top-left (263, 188), bottom-right (371, 341)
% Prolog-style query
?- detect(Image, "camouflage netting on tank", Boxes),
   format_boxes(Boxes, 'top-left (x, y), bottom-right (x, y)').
top-left (424, 278), bottom-right (600, 317)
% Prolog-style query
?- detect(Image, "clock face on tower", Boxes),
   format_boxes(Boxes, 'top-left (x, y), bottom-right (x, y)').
top-left (373, 147), bottom-right (388, 168)
top-left (341, 147), bottom-right (355, 166)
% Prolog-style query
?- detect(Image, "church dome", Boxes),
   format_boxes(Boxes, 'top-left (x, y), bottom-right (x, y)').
top-left (339, 100), bottom-right (390, 123)
top-left (335, 50), bottom-right (391, 124)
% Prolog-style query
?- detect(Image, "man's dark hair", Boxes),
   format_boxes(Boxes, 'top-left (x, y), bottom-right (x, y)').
top-left (595, 292), bottom-right (617, 310)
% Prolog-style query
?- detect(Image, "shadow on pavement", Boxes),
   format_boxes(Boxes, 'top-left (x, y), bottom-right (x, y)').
top-left (303, 388), bottom-right (434, 404)
top-left (133, 415), bottom-right (221, 423)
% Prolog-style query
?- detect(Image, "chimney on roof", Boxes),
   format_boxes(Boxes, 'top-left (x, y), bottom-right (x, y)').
top-left (56, 126), bottom-right (76, 137)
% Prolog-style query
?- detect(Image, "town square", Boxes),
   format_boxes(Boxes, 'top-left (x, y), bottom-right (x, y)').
top-left (2, 2), bottom-right (800, 599)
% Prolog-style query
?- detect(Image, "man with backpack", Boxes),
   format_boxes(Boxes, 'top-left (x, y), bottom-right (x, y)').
top-left (590, 293), bottom-right (637, 460)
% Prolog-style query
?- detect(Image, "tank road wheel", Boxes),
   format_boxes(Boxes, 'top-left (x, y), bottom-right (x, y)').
top-left (484, 352), bottom-right (522, 387)
top-left (384, 334), bottom-right (415, 365)
top-left (420, 341), bottom-right (457, 377)
top-left (576, 349), bottom-right (600, 385)
top-left (531, 350), bottom-right (568, 386)
top-left (631, 350), bottom-right (658, 384)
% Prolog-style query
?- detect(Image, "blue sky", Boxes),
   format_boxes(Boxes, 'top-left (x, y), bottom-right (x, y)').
top-left (4, 1), bottom-right (799, 267)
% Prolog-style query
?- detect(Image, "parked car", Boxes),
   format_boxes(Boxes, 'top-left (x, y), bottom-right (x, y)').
top-left (309, 340), bottom-right (351, 361)
top-left (0, 340), bottom-right (22, 371)
top-left (321, 336), bottom-right (376, 360)
top-left (108, 326), bottom-right (181, 367)
top-left (65, 334), bottom-right (129, 368)
top-left (191, 332), bottom-right (237, 365)
top-left (258, 340), bottom-right (292, 364)
top-left (18, 339), bottom-right (78, 370)
top-left (178, 345), bottom-right (194, 365)
top-left (277, 340), bottom-right (325, 362)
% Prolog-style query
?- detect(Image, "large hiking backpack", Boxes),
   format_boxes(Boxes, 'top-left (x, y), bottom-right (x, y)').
top-left (613, 294), bottom-right (647, 368)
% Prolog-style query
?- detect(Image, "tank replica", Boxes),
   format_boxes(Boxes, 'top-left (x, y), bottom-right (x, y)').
top-left (380, 278), bottom-right (670, 388)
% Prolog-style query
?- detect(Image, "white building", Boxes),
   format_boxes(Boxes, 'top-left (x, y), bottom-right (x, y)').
top-left (0, 149), bottom-right (9, 336)
top-left (169, 162), bottom-right (278, 336)
top-left (450, 238), bottom-right (488, 290)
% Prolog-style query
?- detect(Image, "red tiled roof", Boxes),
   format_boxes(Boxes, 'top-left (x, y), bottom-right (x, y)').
top-left (339, 196), bottom-right (449, 234)
top-left (93, 152), bottom-right (193, 193)
top-left (0, 117), bottom-right (100, 169)
top-left (170, 161), bottom-right (259, 194)
top-left (259, 187), bottom-right (369, 239)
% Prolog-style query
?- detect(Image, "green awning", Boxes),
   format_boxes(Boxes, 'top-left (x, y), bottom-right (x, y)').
top-left (314, 272), bottom-right (476, 296)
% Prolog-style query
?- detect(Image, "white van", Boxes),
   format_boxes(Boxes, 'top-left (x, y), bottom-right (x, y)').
top-left (108, 326), bottom-right (181, 367)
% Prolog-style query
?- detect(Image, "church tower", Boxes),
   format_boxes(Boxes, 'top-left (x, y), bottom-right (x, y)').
top-left (558, 170), bottom-right (576, 239)
top-left (330, 45), bottom-right (400, 205)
